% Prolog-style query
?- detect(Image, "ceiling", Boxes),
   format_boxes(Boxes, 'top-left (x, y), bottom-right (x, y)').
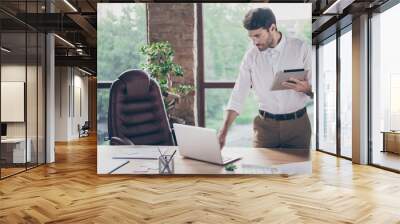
top-left (0, 0), bottom-right (394, 75)
top-left (1, 0), bottom-right (98, 74)
top-left (310, 0), bottom-right (391, 44)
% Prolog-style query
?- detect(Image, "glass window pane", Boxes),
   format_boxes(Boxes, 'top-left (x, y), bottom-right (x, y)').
top-left (97, 3), bottom-right (147, 146)
top-left (97, 88), bottom-right (110, 145)
top-left (97, 3), bottom-right (147, 82)
top-left (38, 33), bottom-right (46, 165)
top-left (318, 37), bottom-right (337, 154)
top-left (340, 29), bottom-right (352, 158)
top-left (1, 30), bottom-right (28, 177)
top-left (205, 89), bottom-right (257, 147)
top-left (310, 45), bottom-right (317, 150)
top-left (1, 2), bottom-right (46, 178)
top-left (27, 31), bottom-right (38, 168)
top-left (26, 0), bottom-right (40, 168)
top-left (206, 89), bottom-right (315, 147)
top-left (203, 3), bottom-right (311, 82)
top-left (371, 4), bottom-right (400, 171)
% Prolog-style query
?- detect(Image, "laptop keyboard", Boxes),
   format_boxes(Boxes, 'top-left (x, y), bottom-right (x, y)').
top-left (222, 156), bottom-right (232, 162)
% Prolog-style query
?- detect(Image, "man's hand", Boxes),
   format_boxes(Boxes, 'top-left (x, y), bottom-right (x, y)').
top-left (217, 129), bottom-right (227, 150)
top-left (218, 110), bottom-right (239, 150)
top-left (281, 78), bottom-right (312, 96)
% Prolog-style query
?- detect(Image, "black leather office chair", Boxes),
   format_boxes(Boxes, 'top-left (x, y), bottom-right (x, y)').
top-left (108, 69), bottom-right (175, 146)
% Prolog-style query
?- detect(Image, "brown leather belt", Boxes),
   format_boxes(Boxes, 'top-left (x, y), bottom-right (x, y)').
top-left (259, 107), bottom-right (306, 121)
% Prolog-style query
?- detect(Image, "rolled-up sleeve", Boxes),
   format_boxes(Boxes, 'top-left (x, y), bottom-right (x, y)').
top-left (226, 52), bottom-right (252, 115)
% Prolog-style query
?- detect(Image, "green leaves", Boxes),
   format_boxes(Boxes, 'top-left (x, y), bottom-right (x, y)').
top-left (172, 85), bottom-right (193, 96)
top-left (140, 41), bottom-right (194, 113)
top-left (140, 42), bottom-right (177, 80)
top-left (140, 41), bottom-right (193, 95)
top-left (172, 64), bottom-right (183, 77)
top-left (224, 163), bottom-right (237, 171)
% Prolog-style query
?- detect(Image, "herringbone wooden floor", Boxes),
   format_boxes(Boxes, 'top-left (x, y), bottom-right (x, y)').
top-left (1, 135), bottom-right (400, 224)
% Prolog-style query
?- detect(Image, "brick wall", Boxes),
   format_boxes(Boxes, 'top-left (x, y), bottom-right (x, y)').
top-left (147, 3), bottom-right (196, 125)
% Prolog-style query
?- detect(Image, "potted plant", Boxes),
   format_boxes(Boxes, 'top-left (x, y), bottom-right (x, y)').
top-left (140, 41), bottom-right (193, 124)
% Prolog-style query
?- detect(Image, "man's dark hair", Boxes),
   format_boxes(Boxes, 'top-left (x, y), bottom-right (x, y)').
top-left (243, 8), bottom-right (276, 31)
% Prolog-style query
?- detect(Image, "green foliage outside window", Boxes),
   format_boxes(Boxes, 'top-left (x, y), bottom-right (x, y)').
top-left (203, 3), bottom-right (312, 134)
top-left (140, 42), bottom-right (193, 113)
top-left (97, 4), bottom-right (147, 144)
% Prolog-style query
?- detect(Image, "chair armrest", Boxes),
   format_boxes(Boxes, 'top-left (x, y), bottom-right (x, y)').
top-left (110, 137), bottom-right (135, 145)
top-left (171, 127), bottom-right (177, 146)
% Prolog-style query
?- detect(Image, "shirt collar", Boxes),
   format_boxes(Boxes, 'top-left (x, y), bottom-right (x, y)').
top-left (261, 33), bottom-right (285, 56)
top-left (273, 33), bottom-right (285, 53)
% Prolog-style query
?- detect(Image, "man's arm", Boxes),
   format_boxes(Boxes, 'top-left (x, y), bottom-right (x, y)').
top-left (218, 50), bottom-right (252, 149)
top-left (282, 42), bottom-right (313, 97)
top-left (305, 88), bottom-right (314, 98)
top-left (218, 110), bottom-right (239, 149)
top-left (282, 77), bottom-right (313, 98)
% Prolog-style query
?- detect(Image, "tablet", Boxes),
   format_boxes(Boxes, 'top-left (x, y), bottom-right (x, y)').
top-left (270, 69), bottom-right (309, 91)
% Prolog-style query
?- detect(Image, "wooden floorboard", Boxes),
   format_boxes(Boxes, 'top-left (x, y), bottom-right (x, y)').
top-left (1, 135), bottom-right (400, 223)
top-left (373, 151), bottom-right (400, 171)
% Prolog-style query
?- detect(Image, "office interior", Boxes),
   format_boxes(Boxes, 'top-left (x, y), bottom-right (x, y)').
top-left (1, 0), bottom-right (400, 222)
top-left (97, 3), bottom-right (313, 175)
top-left (0, 0), bottom-right (97, 179)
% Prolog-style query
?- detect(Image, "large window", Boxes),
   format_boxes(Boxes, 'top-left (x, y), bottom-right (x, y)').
top-left (340, 28), bottom-right (352, 158)
top-left (317, 37), bottom-right (337, 154)
top-left (205, 89), bottom-right (258, 147)
top-left (371, 3), bottom-right (400, 171)
top-left (97, 3), bottom-right (147, 145)
top-left (200, 3), bottom-right (312, 147)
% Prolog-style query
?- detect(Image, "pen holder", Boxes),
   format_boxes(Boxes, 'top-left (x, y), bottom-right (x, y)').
top-left (158, 155), bottom-right (174, 174)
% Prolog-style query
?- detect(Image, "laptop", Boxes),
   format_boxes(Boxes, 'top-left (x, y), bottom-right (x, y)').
top-left (173, 124), bottom-right (241, 165)
top-left (1, 123), bottom-right (7, 140)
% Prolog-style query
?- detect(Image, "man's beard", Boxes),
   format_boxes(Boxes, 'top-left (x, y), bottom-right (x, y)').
top-left (257, 45), bottom-right (267, 51)
top-left (256, 37), bottom-right (273, 51)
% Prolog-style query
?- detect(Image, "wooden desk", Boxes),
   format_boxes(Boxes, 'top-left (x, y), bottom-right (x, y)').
top-left (1, 138), bottom-right (32, 164)
top-left (382, 131), bottom-right (400, 154)
top-left (97, 145), bottom-right (311, 175)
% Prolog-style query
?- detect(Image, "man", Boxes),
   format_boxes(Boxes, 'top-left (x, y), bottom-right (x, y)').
top-left (218, 7), bottom-right (313, 149)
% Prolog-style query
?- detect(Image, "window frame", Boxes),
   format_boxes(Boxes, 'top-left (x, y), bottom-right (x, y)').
top-left (368, 0), bottom-right (400, 173)
top-left (0, 1), bottom-right (47, 179)
top-left (197, 3), bottom-right (315, 145)
top-left (315, 22), bottom-right (352, 161)
top-left (96, 3), bottom-right (148, 143)
top-left (196, 4), bottom-right (236, 127)
top-left (315, 0), bottom-right (400, 173)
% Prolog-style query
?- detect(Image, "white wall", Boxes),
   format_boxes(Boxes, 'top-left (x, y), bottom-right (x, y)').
top-left (55, 67), bottom-right (89, 141)
top-left (1, 63), bottom-right (46, 164)
top-left (1, 65), bottom-right (26, 139)
top-left (55, 66), bottom-right (69, 141)
top-left (1, 65), bottom-right (39, 137)
top-left (71, 72), bottom-right (89, 138)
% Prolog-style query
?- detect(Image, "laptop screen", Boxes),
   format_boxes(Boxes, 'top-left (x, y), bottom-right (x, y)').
top-left (1, 123), bottom-right (7, 137)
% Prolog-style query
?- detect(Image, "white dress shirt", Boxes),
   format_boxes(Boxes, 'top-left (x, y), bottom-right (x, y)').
top-left (227, 34), bottom-right (312, 115)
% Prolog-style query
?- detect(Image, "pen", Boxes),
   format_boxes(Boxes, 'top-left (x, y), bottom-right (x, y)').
top-left (112, 157), bottom-right (158, 160)
top-left (109, 160), bottom-right (130, 174)
top-left (161, 150), bottom-right (177, 173)
top-left (169, 150), bottom-right (177, 160)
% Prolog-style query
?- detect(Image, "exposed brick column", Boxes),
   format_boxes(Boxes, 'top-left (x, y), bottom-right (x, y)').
top-left (147, 3), bottom-right (196, 125)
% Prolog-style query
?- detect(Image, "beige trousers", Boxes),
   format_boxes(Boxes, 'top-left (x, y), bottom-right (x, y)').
top-left (253, 112), bottom-right (311, 149)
